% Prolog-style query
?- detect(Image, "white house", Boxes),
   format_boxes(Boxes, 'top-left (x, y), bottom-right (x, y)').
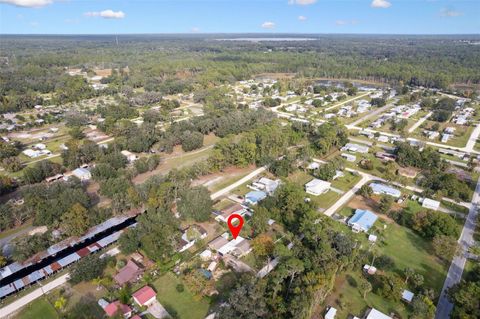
top-left (341, 153), bottom-right (356, 162)
top-left (341, 143), bottom-right (369, 154)
top-left (305, 179), bottom-right (331, 196)
top-left (422, 198), bottom-right (440, 211)
top-left (365, 308), bottom-right (392, 319)
top-left (72, 167), bottom-right (92, 181)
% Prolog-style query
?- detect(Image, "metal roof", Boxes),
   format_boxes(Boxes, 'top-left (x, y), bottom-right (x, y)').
top-left (57, 252), bottom-right (80, 267)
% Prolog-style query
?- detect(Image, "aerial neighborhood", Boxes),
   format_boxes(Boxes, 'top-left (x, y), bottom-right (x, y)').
top-left (0, 4), bottom-right (480, 319)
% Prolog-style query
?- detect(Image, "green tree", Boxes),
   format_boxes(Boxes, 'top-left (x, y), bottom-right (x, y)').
top-left (61, 203), bottom-right (90, 237)
top-left (178, 186), bottom-right (212, 222)
top-left (360, 278), bottom-right (372, 300)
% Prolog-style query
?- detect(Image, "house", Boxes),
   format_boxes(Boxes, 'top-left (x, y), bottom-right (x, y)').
top-left (305, 179), bottom-right (331, 196)
top-left (215, 203), bottom-right (248, 223)
top-left (375, 152), bottom-right (396, 162)
top-left (377, 135), bottom-right (389, 143)
top-left (307, 162), bottom-right (320, 170)
top-left (245, 190), bottom-right (267, 205)
top-left (103, 301), bottom-right (132, 318)
top-left (422, 198), bottom-right (440, 211)
top-left (402, 289), bottom-right (414, 303)
top-left (114, 260), bottom-right (143, 286)
top-left (348, 209), bottom-right (378, 233)
top-left (325, 306), bottom-right (337, 319)
top-left (72, 167), bottom-right (92, 181)
top-left (217, 236), bottom-right (252, 257)
top-left (132, 286), bottom-right (157, 307)
top-left (368, 234), bottom-right (378, 242)
top-left (177, 225), bottom-right (208, 252)
top-left (341, 143), bottom-right (369, 154)
top-left (22, 149), bottom-right (42, 158)
top-left (341, 153), bottom-right (356, 162)
top-left (370, 183), bottom-right (401, 198)
top-left (441, 133), bottom-right (452, 143)
top-left (34, 143), bottom-right (47, 150)
top-left (365, 308), bottom-right (392, 319)
top-left (121, 150), bottom-right (138, 163)
top-left (208, 235), bottom-right (229, 251)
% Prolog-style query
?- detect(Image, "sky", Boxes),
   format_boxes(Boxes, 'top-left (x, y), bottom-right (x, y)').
top-left (0, 0), bottom-right (479, 35)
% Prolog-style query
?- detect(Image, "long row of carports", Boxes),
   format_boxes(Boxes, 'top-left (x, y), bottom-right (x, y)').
top-left (0, 228), bottom-right (125, 299)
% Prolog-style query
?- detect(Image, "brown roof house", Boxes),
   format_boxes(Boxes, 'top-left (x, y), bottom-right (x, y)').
top-left (114, 260), bottom-right (143, 286)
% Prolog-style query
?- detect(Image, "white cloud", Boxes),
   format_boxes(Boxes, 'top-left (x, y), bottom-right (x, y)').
top-left (371, 0), bottom-right (391, 8)
top-left (85, 10), bottom-right (125, 19)
top-left (298, 15), bottom-right (307, 21)
top-left (261, 21), bottom-right (275, 29)
top-left (0, 0), bottom-right (52, 7)
top-left (288, 0), bottom-right (316, 5)
top-left (191, 27), bottom-right (200, 33)
top-left (440, 8), bottom-right (462, 17)
top-left (29, 21), bottom-right (39, 27)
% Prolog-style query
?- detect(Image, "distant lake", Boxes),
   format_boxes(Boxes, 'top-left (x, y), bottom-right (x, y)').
top-left (215, 37), bottom-right (316, 42)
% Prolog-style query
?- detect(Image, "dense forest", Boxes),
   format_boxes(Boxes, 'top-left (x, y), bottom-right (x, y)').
top-left (1, 35), bottom-right (480, 113)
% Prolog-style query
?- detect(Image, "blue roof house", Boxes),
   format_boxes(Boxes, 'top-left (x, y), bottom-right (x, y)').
top-left (245, 191), bottom-right (267, 205)
top-left (348, 209), bottom-right (378, 233)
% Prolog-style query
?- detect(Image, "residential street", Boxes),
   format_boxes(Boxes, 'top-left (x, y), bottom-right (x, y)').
top-left (0, 274), bottom-right (70, 319)
top-left (210, 166), bottom-right (266, 200)
top-left (408, 111), bottom-right (432, 133)
top-left (435, 176), bottom-right (480, 319)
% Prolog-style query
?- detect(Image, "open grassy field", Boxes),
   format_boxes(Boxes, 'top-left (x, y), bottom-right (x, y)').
top-left (152, 273), bottom-right (210, 319)
top-left (16, 297), bottom-right (59, 319)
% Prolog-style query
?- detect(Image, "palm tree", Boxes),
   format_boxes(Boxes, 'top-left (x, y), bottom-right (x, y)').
top-left (92, 277), bottom-right (106, 291)
top-left (360, 279), bottom-right (372, 300)
top-left (54, 296), bottom-right (67, 311)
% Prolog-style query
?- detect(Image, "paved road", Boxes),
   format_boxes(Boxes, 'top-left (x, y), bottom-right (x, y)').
top-left (349, 125), bottom-right (480, 156)
top-left (408, 111), bottom-right (432, 133)
top-left (464, 123), bottom-right (480, 153)
top-left (348, 99), bottom-right (397, 127)
top-left (435, 176), bottom-right (480, 319)
top-left (322, 169), bottom-right (377, 217)
top-left (0, 226), bottom-right (34, 258)
top-left (324, 91), bottom-right (372, 112)
top-left (210, 166), bottom-right (266, 200)
top-left (0, 274), bottom-right (70, 319)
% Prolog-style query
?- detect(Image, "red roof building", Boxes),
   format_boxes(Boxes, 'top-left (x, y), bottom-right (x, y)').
top-left (104, 301), bottom-right (132, 318)
top-left (132, 285), bottom-right (157, 306)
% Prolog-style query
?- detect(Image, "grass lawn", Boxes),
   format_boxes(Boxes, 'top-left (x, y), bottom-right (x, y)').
top-left (331, 172), bottom-right (361, 192)
top-left (152, 273), bottom-right (210, 319)
top-left (17, 297), bottom-right (59, 319)
top-left (377, 221), bottom-right (448, 292)
top-left (310, 191), bottom-right (341, 210)
top-left (326, 270), bottom-right (409, 319)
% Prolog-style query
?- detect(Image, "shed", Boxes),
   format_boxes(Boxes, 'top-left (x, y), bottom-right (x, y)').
top-left (402, 289), bottom-right (414, 303)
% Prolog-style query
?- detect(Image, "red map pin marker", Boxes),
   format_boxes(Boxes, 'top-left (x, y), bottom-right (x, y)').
top-left (227, 213), bottom-right (244, 239)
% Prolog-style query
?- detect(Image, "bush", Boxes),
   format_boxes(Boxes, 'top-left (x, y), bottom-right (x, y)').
top-left (176, 283), bottom-right (185, 292)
